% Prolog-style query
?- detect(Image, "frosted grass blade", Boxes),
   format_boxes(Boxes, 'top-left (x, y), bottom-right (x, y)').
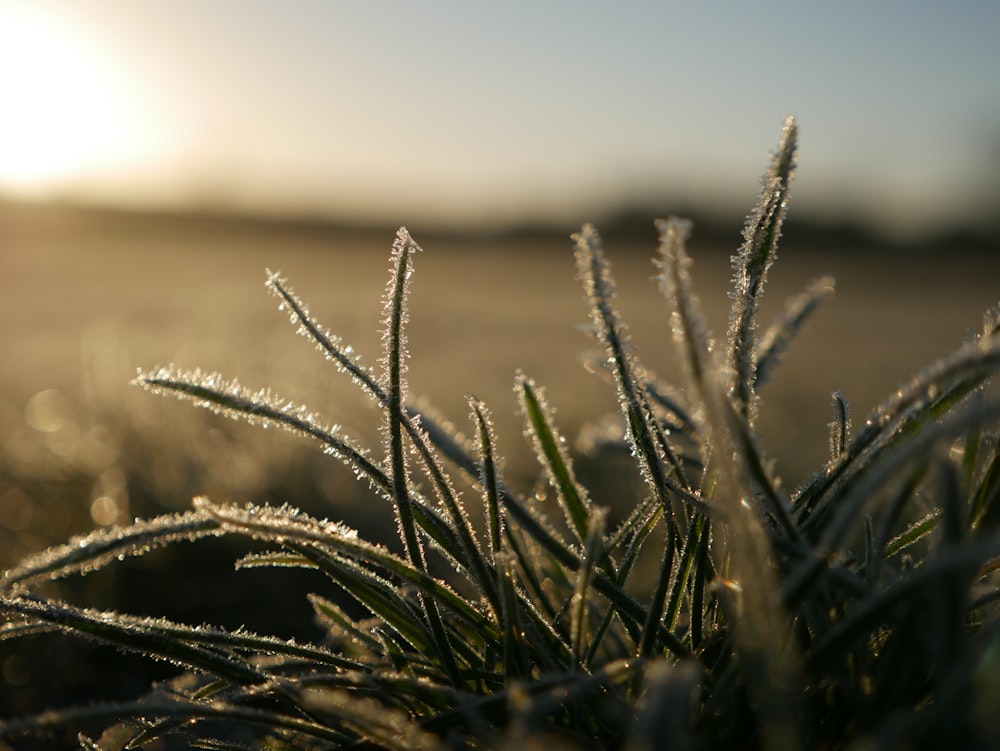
top-left (727, 117), bottom-right (797, 422)
top-left (0, 597), bottom-right (266, 686)
top-left (796, 336), bottom-right (1000, 525)
top-left (755, 275), bottom-right (835, 389)
top-left (575, 224), bottom-right (684, 518)
top-left (469, 397), bottom-right (504, 563)
top-left (270, 268), bottom-right (494, 607)
top-left (1, 509), bottom-right (220, 594)
top-left (195, 499), bottom-right (499, 648)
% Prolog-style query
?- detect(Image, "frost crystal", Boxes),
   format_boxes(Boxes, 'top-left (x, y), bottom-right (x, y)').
top-left (265, 269), bottom-right (381, 402)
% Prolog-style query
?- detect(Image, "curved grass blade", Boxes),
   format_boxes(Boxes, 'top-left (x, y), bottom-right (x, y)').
top-left (755, 275), bottom-right (835, 390)
top-left (0, 697), bottom-right (350, 748)
top-left (0, 596), bottom-right (267, 686)
top-left (195, 499), bottom-right (500, 652)
top-left (796, 335), bottom-right (1000, 526)
top-left (268, 267), bottom-right (497, 611)
top-left (1, 509), bottom-right (221, 594)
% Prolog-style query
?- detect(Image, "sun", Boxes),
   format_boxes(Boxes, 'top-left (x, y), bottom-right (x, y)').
top-left (0, 8), bottom-right (139, 197)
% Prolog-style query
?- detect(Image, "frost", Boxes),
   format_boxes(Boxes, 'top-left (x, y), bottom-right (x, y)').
top-left (134, 366), bottom-right (394, 496)
top-left (655, 217), bottom-right (714, 413)
top-left (1, 509), bottom-right (222, 593)
top-left (755, 275), bottom-right (835, 389)
top-left (727, 117), bottom-right (797, 422)
top-left (265, 269), bottom-right (381, 403)
top-left (574, 225), bottom-right (667, 494)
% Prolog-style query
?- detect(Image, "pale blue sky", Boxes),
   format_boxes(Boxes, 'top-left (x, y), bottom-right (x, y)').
top-left (1, 0), bottom-right (997, 237)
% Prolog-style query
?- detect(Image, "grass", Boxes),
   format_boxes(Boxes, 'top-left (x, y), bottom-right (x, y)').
top-left (3, 118), bottom-right (1000, 749)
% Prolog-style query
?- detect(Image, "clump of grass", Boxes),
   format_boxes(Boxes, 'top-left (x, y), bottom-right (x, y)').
top-left (4, 118), bottom-right (1000, 750)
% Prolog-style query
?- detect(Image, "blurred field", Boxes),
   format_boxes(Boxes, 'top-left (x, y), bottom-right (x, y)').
top-left (5, 202), bottom-right (1000, 471)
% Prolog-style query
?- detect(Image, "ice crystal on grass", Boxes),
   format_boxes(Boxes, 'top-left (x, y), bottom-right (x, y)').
top-left (267, 269), bottom-right (380, 399)
top-left (728, 116), bottom-right (797, 422)
top-left (1, 509), bottom-right (221, 593)
top-left (755, 275), bottom-right (835, 389)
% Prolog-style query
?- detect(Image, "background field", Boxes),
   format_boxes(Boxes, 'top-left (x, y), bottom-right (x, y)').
top-left (4, 202), bottom-right (999, 482)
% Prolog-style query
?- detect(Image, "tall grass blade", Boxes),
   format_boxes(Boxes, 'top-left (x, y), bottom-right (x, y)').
top-left (575, 224), bottom-right (684, 518)
top-left (272, 267), bottom-right (497, 611)
top-left (570, 507), bottom-right (607, 667)
top-left (469, 397), bottom-right (504, 563)
top-left (727, 116), bottom-right (797, 422)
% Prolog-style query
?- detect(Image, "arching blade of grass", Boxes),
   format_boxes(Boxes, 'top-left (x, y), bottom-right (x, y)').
top-left (0, 509), bottom-right (221, 594)
top-left (196, 499), bottom-right (500, 653)
top-left (1, 696), bottom-right (355, 749)
top-left (755, 275), bottom-right (835, 390)
top-left (795, 337), bottom-right (1000, 527)
top-left (0, 596), bottom-right (267, 687)
top-left (268, 269), bottom-right (498, 613)
top-left (135, 368), bottom-right (487, 604)
top-left (784, 402), bottom-right (1000, 605)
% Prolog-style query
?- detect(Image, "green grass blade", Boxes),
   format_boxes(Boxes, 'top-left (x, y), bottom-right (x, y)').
top-left (196, 500), bottom-right (500, 650)
top-left (379, 228), bottom-right (462, 688)
top-left (516, 374), bottom-right (596, 549)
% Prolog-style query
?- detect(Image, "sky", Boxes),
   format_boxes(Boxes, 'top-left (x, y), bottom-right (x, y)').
top-left (0, 0), bottom-right (998, 238)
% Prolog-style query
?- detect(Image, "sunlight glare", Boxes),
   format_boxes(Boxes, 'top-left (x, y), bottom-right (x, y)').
top-left (0, 8), bottom-right (147, 197)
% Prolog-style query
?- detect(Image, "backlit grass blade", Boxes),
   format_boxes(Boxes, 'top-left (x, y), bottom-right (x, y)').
top-left (0, 596), bottom-right (267, 686)
top-left (576, 224), bottom-right (683, 520)
top-left (309, 593), bottom-right (382, 658)
top-left (195, 499), bottom-right (500, 651)
top-left (728, 117), bottom-right (797, 421)
top-left (269, 268), bottom-right (496, 609)
top-left (469, 397), bottom-right (504, 564)
top-left (755, 275), bottom-right (835, 390)
top-left (796, 337), bottom-right (1000, 525)
top-left (1, 696), bottom-right (352, 748)
top-left (0, 509), bottom-right (221, 594)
